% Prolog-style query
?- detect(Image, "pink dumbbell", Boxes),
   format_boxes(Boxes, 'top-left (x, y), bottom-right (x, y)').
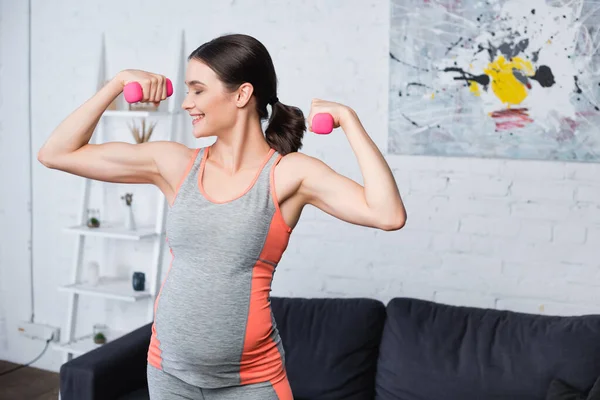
top-left (312, 113), bottom-right (334, 134)
top-left (123, 78), bottom-right (174, 103)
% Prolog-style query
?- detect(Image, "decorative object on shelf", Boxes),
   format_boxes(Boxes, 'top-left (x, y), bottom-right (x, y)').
top-left (128, 119), bottom-right (157, 144)
top-left (86, 208), bottom-right (100, 228)
top-left (121, 193), bottom-right (136, 230)
top-left (132, 272), bottom-right (146, 291)
top-left (93, 323), bottom-right (108, 344)
top-left (87, 261), bottom-right (100, 286)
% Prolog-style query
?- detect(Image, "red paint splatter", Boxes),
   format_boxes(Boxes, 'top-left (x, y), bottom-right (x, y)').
top-left (563, 117), bottom-right (578, 131)
top-left (491, 108), bottom-right (534, 130)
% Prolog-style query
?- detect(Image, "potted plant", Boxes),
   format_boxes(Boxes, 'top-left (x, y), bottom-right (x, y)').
top-left (128, 119), bottom-right (157, 144)
top-left (93, 324), bottom-right (108, 344)
top-left (86, 209), bottom-right (100, 228)
top-left (93, 332), bottom-right (106, 344)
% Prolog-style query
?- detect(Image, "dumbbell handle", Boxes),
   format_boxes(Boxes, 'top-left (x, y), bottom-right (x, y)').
top-left (123, 78), bottom-right (173, 103)
top-left (312, 113), bottom-right (334, 134)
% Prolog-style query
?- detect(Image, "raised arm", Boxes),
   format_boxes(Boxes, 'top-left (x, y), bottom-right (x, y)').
top-left (37, 69), bottom-right (176, 185)
top-left (297, 99), bottom-right (406, 231)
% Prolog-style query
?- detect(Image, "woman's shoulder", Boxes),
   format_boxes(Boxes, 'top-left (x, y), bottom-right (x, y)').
top-left (277, 151), bottom-right (328, 179)
top-left (278, 150), bottom-right (319, 166)
top-left (151, 142), bottom-right (200, 183)
top-left (149, 140), bottom-right (197, 155)
top-left (274, 151), bottom-right (332, 198)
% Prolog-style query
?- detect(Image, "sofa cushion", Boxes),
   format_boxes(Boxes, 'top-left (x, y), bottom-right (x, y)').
top-left (376, 298), bottom-right (600, 400)
top-left (271, 296), bottom-right (386, 400)
top-left (546, 375), bottom-right (600, 400)
top-left (118, 387), bottom-right (149, 400)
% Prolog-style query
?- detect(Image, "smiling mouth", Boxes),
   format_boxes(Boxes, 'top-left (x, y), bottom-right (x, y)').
top-left (192, 114), bottom-right (205, 124)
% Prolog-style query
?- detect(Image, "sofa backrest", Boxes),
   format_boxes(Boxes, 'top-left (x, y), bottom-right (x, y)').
top-left (375, 298), bottom-right (600, 400)
top-left (271, 296), bottom-right (386, 400)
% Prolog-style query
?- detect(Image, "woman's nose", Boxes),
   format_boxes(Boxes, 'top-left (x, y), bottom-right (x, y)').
top-left (181, 98), bottom-right (193, 110)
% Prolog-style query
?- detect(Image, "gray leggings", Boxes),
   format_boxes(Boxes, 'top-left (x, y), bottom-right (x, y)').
top-left (147, 364), bottom-right (290, 400)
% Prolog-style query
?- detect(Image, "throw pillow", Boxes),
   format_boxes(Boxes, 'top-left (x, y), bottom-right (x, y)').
top-left (546, 375), bottom-right (600, 400)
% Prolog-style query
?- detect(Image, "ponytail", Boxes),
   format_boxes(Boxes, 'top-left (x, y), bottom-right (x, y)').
top-left (265, 101), bottom-right (306, 155)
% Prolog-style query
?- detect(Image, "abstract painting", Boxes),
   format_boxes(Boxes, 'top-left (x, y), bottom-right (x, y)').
top-left (388, 0), bottom-right (600, 161)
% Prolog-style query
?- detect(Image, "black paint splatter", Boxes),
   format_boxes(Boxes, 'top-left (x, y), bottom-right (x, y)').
top-left (406, 82), bottom-right (433, 90)
top-left (574, 76), bottom-right (583, 93)
top-left (402, 114), bottom-right (420, 127)
top-left (446, 37), bottom-right (463, 55)
top-left (497, 39), bottom-right (529, 59)
top-left (389, 52), bottom-right (430, 72)
top-left (531, 66), bottom-right (555, 87)
top-left (573, 76), bottom-right (600, 111)
top-left (444, 67), bottom-right (490, 86)
top-left (485, 42), bottom-right (497, 62)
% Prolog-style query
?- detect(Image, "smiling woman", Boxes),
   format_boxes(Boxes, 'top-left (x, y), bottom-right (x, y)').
top-left (37, 32), bottom-right (406, 400)
top-left (182, 36), bottom-right (306, 157)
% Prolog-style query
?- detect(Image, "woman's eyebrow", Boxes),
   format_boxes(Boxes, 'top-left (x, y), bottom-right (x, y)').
top-left (185, 80), bottom-right (206, 87)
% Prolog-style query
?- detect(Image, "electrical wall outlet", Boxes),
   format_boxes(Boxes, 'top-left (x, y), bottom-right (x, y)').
top-left (17, 321), bottom-right (60, 342)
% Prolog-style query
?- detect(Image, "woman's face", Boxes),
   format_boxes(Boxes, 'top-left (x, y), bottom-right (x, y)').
top-left (181, 59), bottom-right (238, 139)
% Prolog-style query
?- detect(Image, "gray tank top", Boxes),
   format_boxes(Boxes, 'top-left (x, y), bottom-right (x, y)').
top-left (147, 145), bottom-right (293, 389)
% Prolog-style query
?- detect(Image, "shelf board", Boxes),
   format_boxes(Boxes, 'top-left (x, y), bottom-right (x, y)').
top-left (64, 224), bottom-right (159, 240)
top-left (52, 329), bottom-right (127, 356)
top-left (102, 110), bottom-right (179, 118)
top-left (59, 277), bottom-right (152, 302)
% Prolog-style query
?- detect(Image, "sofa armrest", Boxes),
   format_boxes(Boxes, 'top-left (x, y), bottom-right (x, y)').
top-left (59, 323), bottom-right (152, 400)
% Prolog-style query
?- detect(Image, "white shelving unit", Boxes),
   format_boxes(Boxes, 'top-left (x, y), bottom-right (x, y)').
top-left (58, 276), bottom-right (152, 302)
top-left (63, 224), bottom-right (159, 240)
top-left (53, 32), bottom-right (187, 363)
top-left (53, 328), bottom-right (128, 357)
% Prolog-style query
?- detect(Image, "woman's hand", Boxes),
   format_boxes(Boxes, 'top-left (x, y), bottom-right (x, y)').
top-left (114, 69), bottom-right (169, 105)
top-left (306, 98), bottom-right (356, 133)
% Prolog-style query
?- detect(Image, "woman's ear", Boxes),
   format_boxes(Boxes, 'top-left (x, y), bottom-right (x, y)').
top-left (235, 82), bottom-right (254, 108)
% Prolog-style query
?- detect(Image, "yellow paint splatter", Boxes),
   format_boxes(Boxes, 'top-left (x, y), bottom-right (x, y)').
top-left (483, 55), bottom-right (535, 105)
top-left (469, 81), bottom-right (481, 97)
top-left (431, 93), bottom-right (435, 99)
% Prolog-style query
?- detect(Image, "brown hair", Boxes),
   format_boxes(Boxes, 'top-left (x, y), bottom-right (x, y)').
top-left (188, 34), bottom-right (305, 155)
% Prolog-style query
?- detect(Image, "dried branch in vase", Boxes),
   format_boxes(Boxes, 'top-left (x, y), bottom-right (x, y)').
top-left (128, 119), bottom-right (158, 144)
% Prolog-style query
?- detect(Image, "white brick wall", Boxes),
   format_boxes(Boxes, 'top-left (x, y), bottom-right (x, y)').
top-left (0, 0), bottom-right (38, 366)
top-left (1, 0), bottom-right (599, 373)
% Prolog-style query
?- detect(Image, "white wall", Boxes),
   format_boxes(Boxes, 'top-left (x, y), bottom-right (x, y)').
top-left (1, 0), bottom-right (599, 373)
top-left (0, 0), bottom-right (36, 364)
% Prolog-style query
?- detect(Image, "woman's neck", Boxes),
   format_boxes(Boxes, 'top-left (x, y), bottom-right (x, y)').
top-left (208, 115), bottom-right (272, 174)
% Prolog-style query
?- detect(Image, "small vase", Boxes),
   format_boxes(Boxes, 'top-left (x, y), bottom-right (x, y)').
top-left (124, 206), bottom-right (136, 231)
top-left (132, 272), bottom-right (145, 291)
top-left (93, 323), bottom-right (108, 344)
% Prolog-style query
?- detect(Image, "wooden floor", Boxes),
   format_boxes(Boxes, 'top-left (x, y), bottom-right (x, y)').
top-left (0, 360), bottom-right (59, 400)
